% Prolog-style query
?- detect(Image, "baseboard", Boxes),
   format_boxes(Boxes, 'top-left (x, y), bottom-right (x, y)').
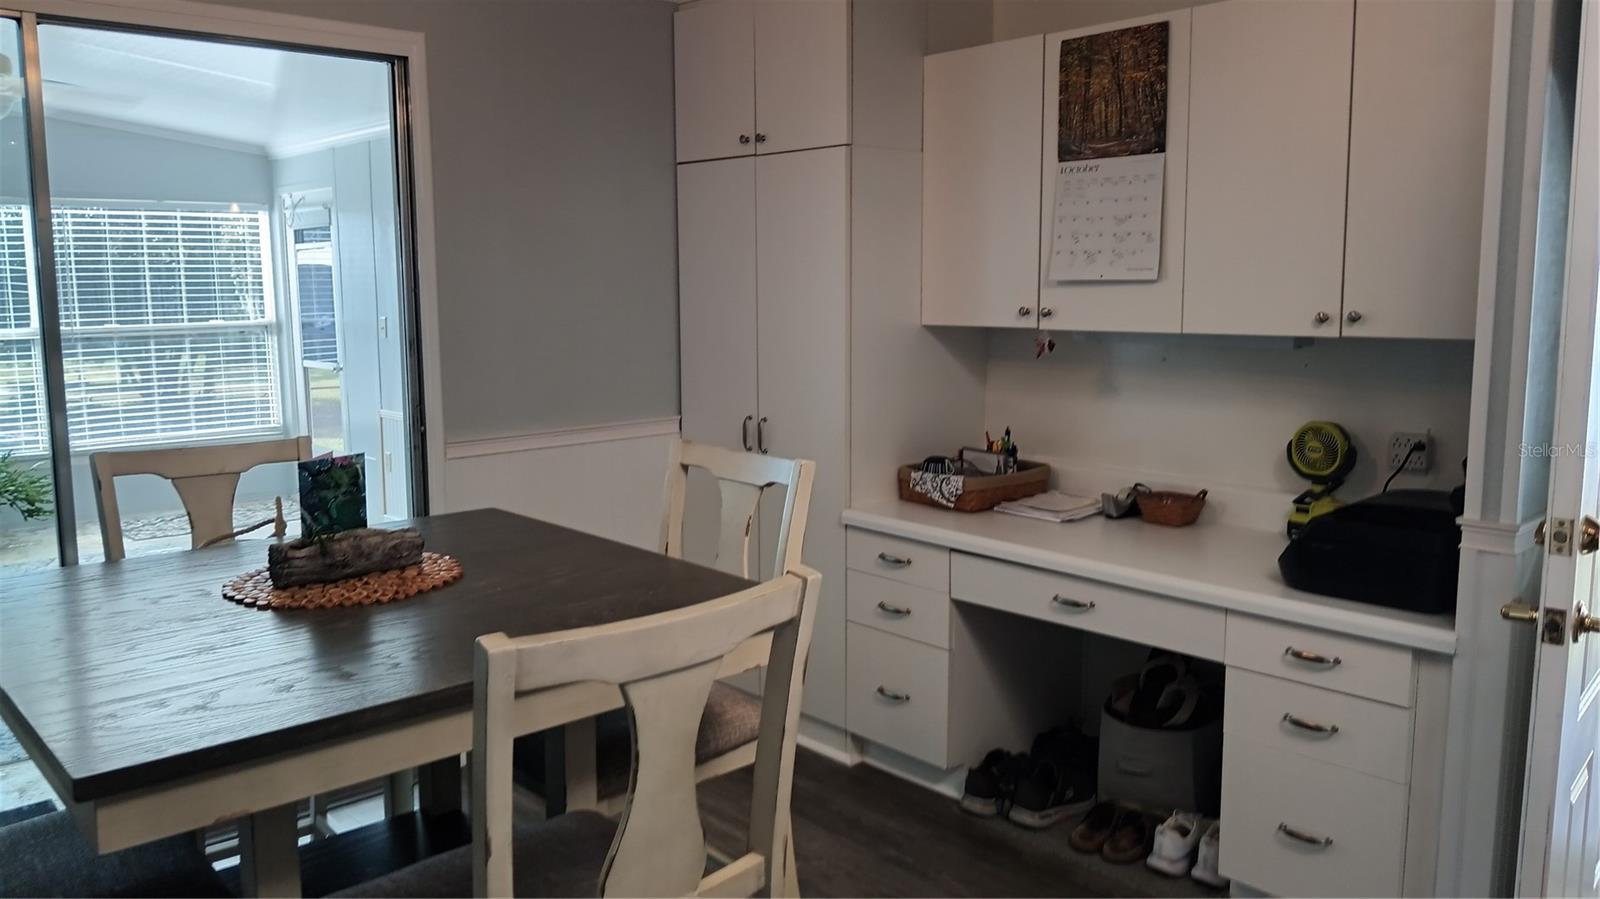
top-left (796, 717), bottom-right (858, 766)
top-left (857, 740), bottom-right (966, 800)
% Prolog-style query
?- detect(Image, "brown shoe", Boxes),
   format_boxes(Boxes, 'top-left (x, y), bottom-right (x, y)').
top-left (1069, 801), bottom-right (1121, 853)
top-left (1101, 808), bottom-right (1156, 864)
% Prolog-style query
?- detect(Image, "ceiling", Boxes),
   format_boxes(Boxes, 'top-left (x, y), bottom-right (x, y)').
top-left (31, 24), bottom-right (391, 157)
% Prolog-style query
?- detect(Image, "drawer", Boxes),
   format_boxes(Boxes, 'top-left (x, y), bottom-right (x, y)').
top-left (950, 554), bottom-right (1226, 661)
top-left (1224, 668), bottom-right (1413, 783)
top-left (846, 529), bottom-right (949, 593)
top-left (1220, 737), bottom-right (1407, 898)
top-left (1226, 616), bottom-right (1415, 707)
top-left (846, 623), bottom-right (949, 766)
top-left (847, 570), bottom-right (950, 649)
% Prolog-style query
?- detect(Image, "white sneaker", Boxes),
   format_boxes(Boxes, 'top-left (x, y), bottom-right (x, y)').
top-left (1146, 810), bottom-right (1203, 876)
top-left (1190, 819), bottom-right (1229, 888)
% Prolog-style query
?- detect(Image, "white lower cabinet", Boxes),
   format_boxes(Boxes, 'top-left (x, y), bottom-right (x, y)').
top-left (1220, 735), bottom-right (1408, 897)
top-left (846, 622), bottom-right (951, 766)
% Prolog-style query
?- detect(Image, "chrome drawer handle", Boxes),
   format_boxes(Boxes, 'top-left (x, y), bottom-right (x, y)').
top-left (876, 601), bottom-right (912, 617)
top-left (1051, 594), bottom-right (1095, 611)
top-left (1277, 822), bottom-right (1334, 848)
top-left (1284, 646), bottom-right (1342, 668)
top-left (876, 552), bottom-right (912, 568)
top-left (1281, 712), bottom-right (1340, 736)
top-left (875, 686), bottom-right (910, 703)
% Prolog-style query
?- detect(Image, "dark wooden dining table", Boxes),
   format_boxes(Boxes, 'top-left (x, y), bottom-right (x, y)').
top-left (0, 508), bottom-right (754, 897)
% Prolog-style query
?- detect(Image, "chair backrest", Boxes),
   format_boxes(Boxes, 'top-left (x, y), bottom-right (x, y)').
top-left (90, 436), bottom-right (312, 562)
top-left (471, 565), bottom-right (821, 898)
top-left (661, 440), bottom-right (816, 579)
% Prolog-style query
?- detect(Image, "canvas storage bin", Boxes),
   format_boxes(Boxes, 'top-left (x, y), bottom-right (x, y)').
top-left (1097, 707), bottom-right (1223, 815)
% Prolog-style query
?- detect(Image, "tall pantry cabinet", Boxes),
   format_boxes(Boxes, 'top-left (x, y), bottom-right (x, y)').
top-left (675, 0), bottom-right (982, 733)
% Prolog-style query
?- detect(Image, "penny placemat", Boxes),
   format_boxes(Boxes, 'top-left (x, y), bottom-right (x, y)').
top-left (223, 552), bottom-right (463, 610)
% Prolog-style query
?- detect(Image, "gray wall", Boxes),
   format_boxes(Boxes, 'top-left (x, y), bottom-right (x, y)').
top-left (198, 0), bottom-right (682, 442)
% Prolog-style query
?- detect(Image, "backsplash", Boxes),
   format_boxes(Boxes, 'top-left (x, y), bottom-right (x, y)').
top-left (983, 330), bottom-right (1474, 530)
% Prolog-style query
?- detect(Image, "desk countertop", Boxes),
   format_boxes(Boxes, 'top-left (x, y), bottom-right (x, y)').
top-left (842, 500), bottom-right (1457, 656)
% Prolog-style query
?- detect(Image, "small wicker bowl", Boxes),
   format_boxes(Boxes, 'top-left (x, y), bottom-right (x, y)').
top-left (1137, 488), bottom-right (1208, 527)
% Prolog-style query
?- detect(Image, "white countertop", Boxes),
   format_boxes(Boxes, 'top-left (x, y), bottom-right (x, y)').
top-left (842, 500), bottom-right (1457, 655)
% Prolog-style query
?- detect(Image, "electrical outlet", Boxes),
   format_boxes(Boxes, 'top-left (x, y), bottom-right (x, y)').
top-left (1389, 431), bottom-right (1432, 473)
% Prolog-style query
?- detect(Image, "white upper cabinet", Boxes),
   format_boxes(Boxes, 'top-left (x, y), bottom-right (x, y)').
top-left (1038, 11), bottom-right (1191, 334)
top-left (922, 36), bottom-right (1043, 328)
top-left (1183, 0), bottom-right (1354, 336)
top-left (674, 0), bottom-right (849, 163)
top-left (674, 0), bottom-right (756, 163)
top-left (1342, 0), bottom-right (1495, 340)
top-left (754, 0), bottom-right (851, 155)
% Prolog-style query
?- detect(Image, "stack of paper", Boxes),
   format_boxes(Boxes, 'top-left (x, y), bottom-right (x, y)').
top-left (994, 491), bottom-right (1101, 523)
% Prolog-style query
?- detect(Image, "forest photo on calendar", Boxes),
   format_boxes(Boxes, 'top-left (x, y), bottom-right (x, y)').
top-left (1058, 21), bottom-right (1169, 162)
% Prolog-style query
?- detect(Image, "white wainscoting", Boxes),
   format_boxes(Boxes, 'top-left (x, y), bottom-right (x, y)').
top-left (442, 417), bottom-right (680, 549)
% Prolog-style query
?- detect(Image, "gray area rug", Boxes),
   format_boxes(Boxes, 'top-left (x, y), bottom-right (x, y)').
top-left (0, 722), bottom-right (25, 766)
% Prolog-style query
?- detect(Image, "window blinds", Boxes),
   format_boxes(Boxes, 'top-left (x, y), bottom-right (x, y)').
top-left (0, 205), bottom-right (281, 455)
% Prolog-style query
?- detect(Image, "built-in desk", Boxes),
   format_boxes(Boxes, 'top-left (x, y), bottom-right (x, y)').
top-left (840, 500), bottom-right (1454, 897)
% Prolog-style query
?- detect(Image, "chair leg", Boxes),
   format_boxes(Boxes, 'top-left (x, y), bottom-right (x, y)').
top-left (777, 816), bottom-right (800, 898)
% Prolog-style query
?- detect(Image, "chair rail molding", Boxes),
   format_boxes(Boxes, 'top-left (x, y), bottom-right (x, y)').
top-left (445, 417), bottom-right (682, 460)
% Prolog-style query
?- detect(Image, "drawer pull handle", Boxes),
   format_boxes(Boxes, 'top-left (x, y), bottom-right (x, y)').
top-left (876, 552), bottom-right (912, 568)
top-left (1280, 712), bottom-right (1340, 736)
top-left (875, 686), bottom-right (911, 704)
top-left (876, 601), bottom-right (912, 617)
top-left (1277, 822), bottom-right (1334, 848)
top-left (1051, 594), bottom-right (1096, 611)
top-left (1283, 646), bottom-right (1342, 668)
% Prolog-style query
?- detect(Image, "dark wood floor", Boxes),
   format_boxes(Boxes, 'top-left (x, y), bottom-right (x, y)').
top-left (698, 750), bottom-right (1222, 899)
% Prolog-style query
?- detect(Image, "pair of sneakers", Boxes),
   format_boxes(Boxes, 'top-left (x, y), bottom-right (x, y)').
top-left (1145, 810), bottom-right (1227, 888)
top-left (959, 724), bottom-right (1098, 829)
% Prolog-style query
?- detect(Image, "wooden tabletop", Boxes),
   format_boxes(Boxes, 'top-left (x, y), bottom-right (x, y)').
top-left (0, 508), bottom-right (754, 803)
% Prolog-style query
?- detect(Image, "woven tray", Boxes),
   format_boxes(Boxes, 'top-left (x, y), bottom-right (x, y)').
top-left (223, 551), bottom-right (463, 610)
top-left (897, 461), bottom-right (1050, 512)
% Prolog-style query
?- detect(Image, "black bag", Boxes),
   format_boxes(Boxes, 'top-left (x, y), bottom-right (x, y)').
top-left (1277, 489), bottom-right (1462, 614)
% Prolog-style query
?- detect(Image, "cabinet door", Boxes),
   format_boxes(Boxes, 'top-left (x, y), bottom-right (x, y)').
top-left (677, 158), bottom-right (760, 575)
top-left (674, 0), bottom-right (755, 163)
top-left (756, 147), bottom-right (850, 726)
top-left (1039, 12), bottom-right (1191, 333)
top-left (754, 0), bottom-right (850, 155)
top-left (1343, 0), bottom-right (1494, 340)
top-left (1183, 0), bottom-right (1353, 336)
top-left (922, 36), bottom-right (1043, 328)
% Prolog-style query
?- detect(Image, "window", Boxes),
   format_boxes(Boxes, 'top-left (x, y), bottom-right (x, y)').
top-left (0, 205), bottom-right (281, 455)
top-left (293, 225), bottom-right (339, 366)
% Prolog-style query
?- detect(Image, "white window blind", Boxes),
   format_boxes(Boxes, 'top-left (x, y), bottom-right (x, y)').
top-left (0, 205), bottom-right (282, 455)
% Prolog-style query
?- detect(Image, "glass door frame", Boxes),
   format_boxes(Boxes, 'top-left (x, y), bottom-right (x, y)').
top-left (4, 8), bottom-right (76, 565)
top-left (2, 7), bottom-right (440, 566)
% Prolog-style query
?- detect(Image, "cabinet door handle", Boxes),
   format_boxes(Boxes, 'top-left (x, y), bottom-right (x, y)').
top-left (875, 685), bottom-right (910, 703)
top-left (757, 417), bottom-right (768, 454)
top-left (1280, 712), bottom-right (1340, 736)
top-left (1051, 594), bottom-right (1095, 611)
top-left (741, 415), bottom-right (754, 452)
top-left (876, 552), bottom-right (912, 568)
top-left (1276, 822), bottom-right (1334, 848)
top-left (755, 132), bottom-right (768, 143)
top-left (1346, 310), bottom-right (1363, 324)
top-left (1314, 311), bottom-right (1331, 324)
top-left (739, 134), bottom-right (752, 145)
top-left (876, 600), bottom-right (912, 617)
top-left (1283, 646), bottom-right (1342, 668)
top-left (1018, 306), bottom-right (1034, 318)
top-left (1039, 306), bottom-right (1055, 318)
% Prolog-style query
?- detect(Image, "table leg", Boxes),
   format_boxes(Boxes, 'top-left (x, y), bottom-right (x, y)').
top-left (383, 769), bottom-right (416, 816)
top-left (238, 803), bottom-right (301, 898)
top-left (418, 754), bottom-right (464, 815)
top-left (562, 718), bottom-right (599, 812)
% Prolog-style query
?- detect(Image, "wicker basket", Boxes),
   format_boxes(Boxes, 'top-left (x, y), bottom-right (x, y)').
top-left (897, 461), bottom-right (1050, 513)
top-left (1137, 488), bottom-right (1208, 527)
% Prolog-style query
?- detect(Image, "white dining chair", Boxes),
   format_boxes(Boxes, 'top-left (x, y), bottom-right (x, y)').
top-left (89, 436), bottom-right (312, 562)
top-left (331, 564), bottom-right (821, 898)
top-left (521, 440), bottom-right (816, 816)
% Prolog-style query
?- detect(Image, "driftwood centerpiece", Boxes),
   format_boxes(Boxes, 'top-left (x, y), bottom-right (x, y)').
top-left (267, 527), bottom-right (424, 588)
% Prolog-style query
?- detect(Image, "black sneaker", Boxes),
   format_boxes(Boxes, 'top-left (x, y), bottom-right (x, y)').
top-left (960, 748), bottom-right (1025, 817)
top-left (1007, 758), bottom-right (1097, 829)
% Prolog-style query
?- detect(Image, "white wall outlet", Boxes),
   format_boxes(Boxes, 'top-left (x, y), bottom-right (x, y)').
top-left (1389, 431), bottom-right (1432, 473)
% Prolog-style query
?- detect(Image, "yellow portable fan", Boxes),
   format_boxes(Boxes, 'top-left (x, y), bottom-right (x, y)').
top-left (1286, 421), bottom-right (1356, 537)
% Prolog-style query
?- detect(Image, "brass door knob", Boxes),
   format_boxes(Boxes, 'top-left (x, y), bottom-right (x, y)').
top-left (1582, 516), bottom-right (1598, 554)
top-left (1576, 603), bottom-right (1600, 641)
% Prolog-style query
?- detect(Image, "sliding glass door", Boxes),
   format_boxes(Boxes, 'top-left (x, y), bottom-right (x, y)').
top-left (0, 13), bottom-right (426, 573)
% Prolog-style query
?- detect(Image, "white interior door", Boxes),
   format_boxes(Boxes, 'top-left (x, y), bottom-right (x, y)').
top-left (756, 147), bottom-right (850, 727)
top-left (676, 157), bottom-right (760, 575)
top-left (1519, 7), bottom-right (1600, 894)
